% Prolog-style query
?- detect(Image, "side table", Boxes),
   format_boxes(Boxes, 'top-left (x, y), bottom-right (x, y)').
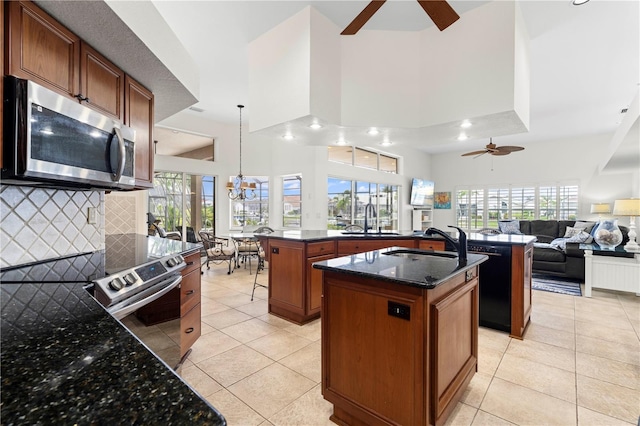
top-left (581, 244), bottom-right (640, 297)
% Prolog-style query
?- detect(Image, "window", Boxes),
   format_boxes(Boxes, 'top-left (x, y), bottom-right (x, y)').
top-left (327, 146), bottom-right (398, 174)
top-left (355, 148), bottom-right (378, 170)
top-left (327, 177), bottom-right (399, 230)
top-left (328, 178), bottom-right (352, 229)
top-left (456, 184), bottom-right (579, 231)
top-left (283, 175), bottom-right (302, 228)
top-left (327, 146), bottom-right (353, 165)
top-left (149, 172), bottom-right (215, 241)
top-left (230, 176), bottom-right (269, 227)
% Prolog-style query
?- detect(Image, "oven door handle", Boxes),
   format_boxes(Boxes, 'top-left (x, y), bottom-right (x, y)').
top-left (107, 275), bottom-right (182, 320)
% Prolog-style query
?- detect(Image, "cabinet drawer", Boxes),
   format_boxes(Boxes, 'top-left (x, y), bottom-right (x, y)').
top-left (181, 303), bottom-right (201, 356)
top-left (182, 251), bottom-right (201, 275)
top-left (307, 241), bottom-right (335, 257)
top-left (418, 240), bottom-right (446, 251)
top-left (180, 268), bottom-right (201, 316)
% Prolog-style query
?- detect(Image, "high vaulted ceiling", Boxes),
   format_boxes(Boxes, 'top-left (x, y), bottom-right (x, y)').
top-left (36, 1), bottom-right (639, 156)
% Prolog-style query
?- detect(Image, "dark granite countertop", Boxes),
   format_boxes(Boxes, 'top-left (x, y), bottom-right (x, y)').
top-left (312, 246), bottom-right (488, 289)
top-left (0, 281), bottom-right (225, 425)
top-left (258, 229), bottom-right (536, 246)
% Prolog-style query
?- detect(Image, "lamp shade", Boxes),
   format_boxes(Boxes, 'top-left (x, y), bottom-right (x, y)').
top-left (590, 203), bottom-right (611, 214)
top-left (612, 198), bottom-right (640, 216)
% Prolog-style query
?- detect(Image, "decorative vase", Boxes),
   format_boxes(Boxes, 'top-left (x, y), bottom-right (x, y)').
top-left (593, 219), bottom-right (623, 249)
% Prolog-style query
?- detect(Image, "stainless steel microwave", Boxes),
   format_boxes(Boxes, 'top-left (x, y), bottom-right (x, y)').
top-left (2, 76), bottom-right (136, 190)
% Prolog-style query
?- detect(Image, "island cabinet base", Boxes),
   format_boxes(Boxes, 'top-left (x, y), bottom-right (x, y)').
top-left (321, 268), bottom-right (479, 426)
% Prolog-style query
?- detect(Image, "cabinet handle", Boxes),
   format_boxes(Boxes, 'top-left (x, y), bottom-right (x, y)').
top-left (185, 327), bottom-right (194, 334)
top-left (186, 261), bottom-right (194, 266)
top-left (74, 94), bottom-right (90, 103)
top-left (185, 290), bottom-right (195, 295)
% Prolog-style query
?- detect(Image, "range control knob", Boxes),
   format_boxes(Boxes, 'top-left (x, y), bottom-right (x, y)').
top-left (123, 273), bottom-right (137, 286)
top-left (174, 255), bottom-right (184, 264)
top-left (108, 277), bottom-right (125, 291)
top-left (167, 257), bottom-right (177, 267)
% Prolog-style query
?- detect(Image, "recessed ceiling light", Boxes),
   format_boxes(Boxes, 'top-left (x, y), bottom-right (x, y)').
top-left (460, 120), bottom-right (472, 129)
top-left (367, 127), bottom-right (380, 136)
top-left (572, 0), bottom-right (589, 5)
top-left (283, 133), bottom-right (294, 140)
top-left (336, 138), bottom-right (347, 145)
top-left (309, 123), bottom-right (322, 130)
top-left (380, 140), bottom-right (392, 147)
top-left (457, 133), bottom-right (468, 141)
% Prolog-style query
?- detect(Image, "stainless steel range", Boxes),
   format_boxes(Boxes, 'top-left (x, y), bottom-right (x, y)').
top-left (0, 234), bottom-right (200, 371)
top-left (93, 253), bottom-right (186, 320)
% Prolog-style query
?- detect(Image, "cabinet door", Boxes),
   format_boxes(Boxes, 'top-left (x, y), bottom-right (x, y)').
top-left (7, 1), bottom-right (80, 97)
top-left (307, 253), bottom-right (334, 314)
top-left (269, 243), bottom-right (305, 311)
top-left (125, 75), bottom-right (154, 188)
top-left (80, 42), bottom-right (124, 120)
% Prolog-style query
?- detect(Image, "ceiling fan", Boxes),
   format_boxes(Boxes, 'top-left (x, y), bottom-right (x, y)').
top-left (461, 138), bottom-right (525, 158)
top-left (341, 0), bottom-right (460, 35)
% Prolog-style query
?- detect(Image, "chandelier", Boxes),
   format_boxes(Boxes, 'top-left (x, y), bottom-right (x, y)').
top-left (226, 104), bottom-right (256, 200)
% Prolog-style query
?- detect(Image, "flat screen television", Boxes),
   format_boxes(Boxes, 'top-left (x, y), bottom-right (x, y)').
top-left (410, 178), bottom-right (434, 207)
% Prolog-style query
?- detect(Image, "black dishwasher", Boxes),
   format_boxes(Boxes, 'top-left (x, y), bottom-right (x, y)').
top-left (468, 243), bottom-right (513, 332)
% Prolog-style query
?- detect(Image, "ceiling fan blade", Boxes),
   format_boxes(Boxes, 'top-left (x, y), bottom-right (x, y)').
top-left (491, 151), bottom-right (511, 156)
top-left (461, 150), bottom-right (488, 157)
top-left (341, 0), bottom-right (387, 35)
top-left (495, 146), bottom-right (525, 153)
top-left (417, 0), bottom-right (460, 31)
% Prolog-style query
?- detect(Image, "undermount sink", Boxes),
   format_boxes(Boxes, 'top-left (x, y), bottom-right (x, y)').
top-left (382, 249), bottom-right (458, 259)
top-left (341, 231), bottom-right (401, 236)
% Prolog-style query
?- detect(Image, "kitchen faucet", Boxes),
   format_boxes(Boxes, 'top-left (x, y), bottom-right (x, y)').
top-left (364, 203), bottom-right (377, 234)
top-left (424, 226), bottom-right (468, 264)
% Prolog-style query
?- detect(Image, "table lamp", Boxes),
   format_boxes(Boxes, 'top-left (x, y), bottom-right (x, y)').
top-left (613, 198), bottom-right (640, 252)
top-left (590, 203), bottom-right (611, 218)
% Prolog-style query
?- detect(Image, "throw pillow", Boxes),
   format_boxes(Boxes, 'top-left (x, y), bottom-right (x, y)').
top-left (566, 230), bottom-right (592, 243)
top-left (498, 220), bottom-right (522, 235)
top-left (563, 226), bottom-right (583, 238)
top-left (574, 221), bottom-right (596, 234)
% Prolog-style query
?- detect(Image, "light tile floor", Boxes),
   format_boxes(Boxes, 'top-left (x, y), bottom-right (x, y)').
top-left (180, 263), bottom-right (640, 426)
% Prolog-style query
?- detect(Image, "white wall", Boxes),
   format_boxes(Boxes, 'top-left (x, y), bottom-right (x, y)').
top-left (155, 113), bottom-right (433, 233)
top-left (430, 133), bottom-right (637, 230)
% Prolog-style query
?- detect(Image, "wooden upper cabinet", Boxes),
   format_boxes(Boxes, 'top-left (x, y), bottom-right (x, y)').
top-left (125, 75), bottom-right (154, 188)
top-left (80, 43), bottom-right (124, 121)
top-left (7, 0), bottom-right (80, 97)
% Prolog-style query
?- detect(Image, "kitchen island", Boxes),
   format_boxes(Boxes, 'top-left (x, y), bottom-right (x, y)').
top-left (257, 229), bottom-right (533, 338)
top-left (313, 247), bottom-right (487, 426)
top-left (257, 230), bottom-right (444, 324)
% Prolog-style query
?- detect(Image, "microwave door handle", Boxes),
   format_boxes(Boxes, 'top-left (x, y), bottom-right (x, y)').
top-left (112, 127), bottom-right (126, 182)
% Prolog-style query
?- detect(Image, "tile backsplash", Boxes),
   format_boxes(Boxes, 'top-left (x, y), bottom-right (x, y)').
top-left (0, 185), bottom-right (104, 268)
top-left (104, 193), bottom-right (137, 235)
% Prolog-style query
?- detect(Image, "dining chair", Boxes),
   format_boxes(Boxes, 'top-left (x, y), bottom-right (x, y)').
top-left (251, 240), bottom-right (268, 301)
top-left (237, 237), bottom-right (260, 274)
top-left (199, 231), bottom-right (236, 275)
